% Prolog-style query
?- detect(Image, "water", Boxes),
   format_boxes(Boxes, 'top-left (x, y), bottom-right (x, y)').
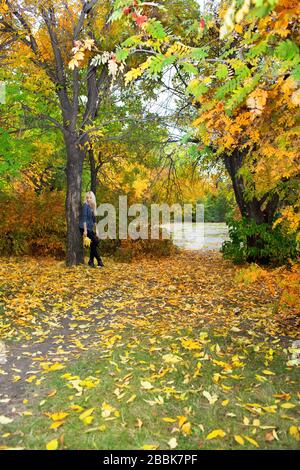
top-left (161, 222), bottom-right (229, 251)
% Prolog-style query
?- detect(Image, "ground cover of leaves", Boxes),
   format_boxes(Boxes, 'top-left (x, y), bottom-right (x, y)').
top-left (0, 251), bottom-right (299, 450)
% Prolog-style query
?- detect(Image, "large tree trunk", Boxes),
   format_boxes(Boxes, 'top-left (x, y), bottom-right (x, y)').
top-left (223, 150), bottom-right (279, 225)
top-left (65, 133), bottom-right (85, 266)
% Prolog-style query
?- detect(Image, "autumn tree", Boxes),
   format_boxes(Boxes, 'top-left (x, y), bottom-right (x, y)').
top-left (0, 0), bottom-right (122, 265)
top-left (81, 0), bottom-right (299, 261)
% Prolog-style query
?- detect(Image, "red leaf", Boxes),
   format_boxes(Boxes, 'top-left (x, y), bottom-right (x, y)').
top-left (136, 15), bottom-right (148, 28)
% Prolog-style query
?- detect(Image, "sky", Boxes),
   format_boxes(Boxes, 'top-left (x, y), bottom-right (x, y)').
top-left (145, 0), bottom-right (205, 139)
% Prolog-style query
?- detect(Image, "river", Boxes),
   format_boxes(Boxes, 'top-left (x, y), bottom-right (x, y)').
top-left (161, 222), bottom-right (229, 251)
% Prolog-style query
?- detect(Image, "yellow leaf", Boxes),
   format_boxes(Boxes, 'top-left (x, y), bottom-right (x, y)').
top-left (243, 416), bottom-right (250, 425)
top-left (142, 444), bottom-right (159, 450)
top-left (289, 426), bottom-right (300, 441)
top-left (234, 435), bottom-right (245, 445)
top-left (79, 408), bottom-right (94, 421)
top-left (49, 412), bottom-right (69, 421)
top-left (262, 370), bottom-right (275, 376)
top-left (41, 363), bottom-right (65, 372)
top-left (206, 429), bottom-right (226, 440)
top-left (126, 394), bottom-right (136, 404)
top-left (181, 338), bottom-right (202, 350)
top-left (162, 353), bottom-right (182, 364)
top-left (162, 417), bottom-right (177, 423)
top-left (243, 436), bottom-right (259, 448)
top-left (49, 421), bottom-right (64, 430)
top-left (83, 236), bottom-right (91, 248)
top-left (69, 405), bottom-right (84, 412)
top-left (262, 405), bottom-right (277, 413)
top-left (181, 422), bottom-right (191, 435)
top-left (101, 402), bottom-right (115, 418)
top-left (82, 416), bottom-right (94, 426)
top-left (177, 415), bottom-right (188, 428)
top-left (26, 375), bottom-right (37, 383)
top-left (46, 438), bottom-right (58, 450)
top-left (222, 399), bottom-right (229, 406)
top-left (281, 403), bottom-right (296, 409)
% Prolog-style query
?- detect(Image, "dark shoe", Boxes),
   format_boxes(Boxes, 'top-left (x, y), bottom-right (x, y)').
top-left (88, 260), bottom-right (95, 268)
top-left (97, 259), bottom-right (104, 267)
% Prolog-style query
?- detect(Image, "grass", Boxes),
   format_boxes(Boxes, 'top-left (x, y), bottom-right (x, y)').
top-left (1, 326), bottom-right (299, 450)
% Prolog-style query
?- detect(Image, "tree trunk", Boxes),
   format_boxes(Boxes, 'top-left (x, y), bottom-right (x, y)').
top-left (89, 149), bottom-right (97, 195)
top-left (223, 150), bottom-right (279, 225)
top-left (64, 133), bottom-right (85, 266)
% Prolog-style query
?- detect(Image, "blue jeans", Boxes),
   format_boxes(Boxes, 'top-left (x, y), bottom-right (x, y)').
top-left (79, 228), bottom-right (103, 266)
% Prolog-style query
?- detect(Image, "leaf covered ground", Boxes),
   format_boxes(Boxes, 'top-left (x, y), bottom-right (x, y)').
top-left (0, 252), bottom-right (299, 450)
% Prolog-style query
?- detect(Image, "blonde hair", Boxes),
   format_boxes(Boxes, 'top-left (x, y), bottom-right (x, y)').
top-left (85, 191), bottom-right (97, 216)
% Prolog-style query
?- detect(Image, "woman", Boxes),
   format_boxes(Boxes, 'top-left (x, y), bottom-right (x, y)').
top-left (79, 191), bottom-right (104, 268)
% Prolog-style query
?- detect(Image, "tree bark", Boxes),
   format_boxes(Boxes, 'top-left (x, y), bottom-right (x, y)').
top-left (64, 132), bottom-right (85, 266)
top-left (223, 150), bottom-right (279, 225)
top-left (89, 149), bottom-right (97, 195)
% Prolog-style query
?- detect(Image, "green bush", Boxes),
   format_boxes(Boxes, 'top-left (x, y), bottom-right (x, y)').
top-left (221, 218), bottom-right (299, 266)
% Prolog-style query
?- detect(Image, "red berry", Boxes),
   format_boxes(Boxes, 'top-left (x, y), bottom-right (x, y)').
top-left (123, 7), bottom-right (131, 15)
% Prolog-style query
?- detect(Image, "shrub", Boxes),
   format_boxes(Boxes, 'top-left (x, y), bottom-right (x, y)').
top-left (221, 218), bottom-right (299, 266)
top-left (0, 190), bottom-right (66, 258)
top-left (0, 192), bottom-right (177, 261)
top-left (112, 237), bottom-right (177, 263)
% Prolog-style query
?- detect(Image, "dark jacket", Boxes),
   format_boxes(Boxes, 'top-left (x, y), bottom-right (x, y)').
top-left (79, 202), bottom-right (96, 231)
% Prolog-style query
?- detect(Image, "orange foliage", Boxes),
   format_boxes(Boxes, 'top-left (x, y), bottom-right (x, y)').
top-left (0, 190), bottom-right (66, 258)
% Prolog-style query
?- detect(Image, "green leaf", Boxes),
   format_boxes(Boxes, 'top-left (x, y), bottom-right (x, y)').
top-left (115, 48), bottom-right (129, 62)
top-left (108, 9), bottom-right (123, 23)
top-left (148, 55), bottom-right (165, 74)
top-left (190, 47), bottom-right (209, 61)
top-left (187, 79), bottom-right (208, 99)
top-left (181, 63), bottom-right (198, 75)
top-left (246, 40), bottom-right (269, 58)
top-left (121, 36), bottom-right (141, 48)
top-left (145, 20), bottom-right (167, 40)
top-left (275, 40), bottom-right (299, 61)
top-left (216, 64), bottom-right (228, 80)
top-left (291, 64), bottom-right (300, 81)
top-left (162, 55), bottom-right (177, 67)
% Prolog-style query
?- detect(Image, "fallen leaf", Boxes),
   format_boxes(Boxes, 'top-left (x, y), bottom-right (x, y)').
top-left (46, 438), bottom-right (58, 450)
top-left (206, 429), bottom-right (226, 440)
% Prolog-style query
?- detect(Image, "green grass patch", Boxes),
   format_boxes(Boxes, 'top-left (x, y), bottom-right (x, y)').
top-left (1, 327), bottom-right (300, 450)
